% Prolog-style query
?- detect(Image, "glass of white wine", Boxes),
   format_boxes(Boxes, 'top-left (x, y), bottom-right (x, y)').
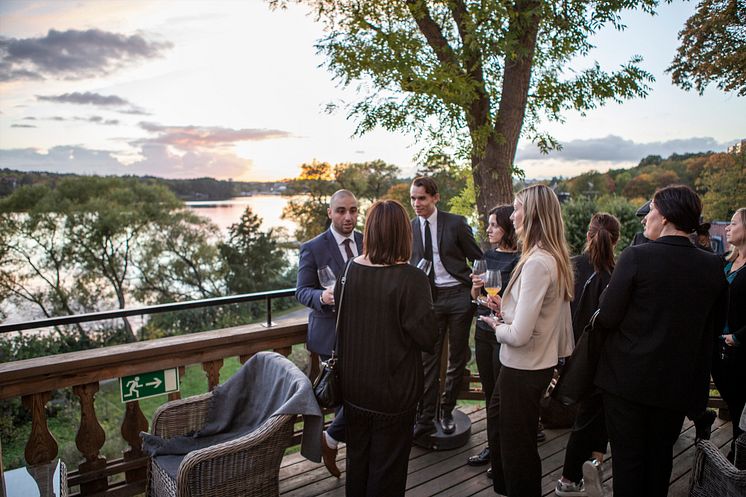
top-left (317, 266), bottom-right (336, 290)
top-left (482, 269), bottom-right (502, 318)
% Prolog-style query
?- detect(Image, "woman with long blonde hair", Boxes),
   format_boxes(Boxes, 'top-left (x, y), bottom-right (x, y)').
top-left (481, 184), bottom-right (574, 496)
top-left (712, 207), bottom-right (746, 462)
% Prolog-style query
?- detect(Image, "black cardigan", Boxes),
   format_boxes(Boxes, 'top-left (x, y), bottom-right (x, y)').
top-left (724, 262), bottom-right (746, 359)
top-left (595, 236), bottom-right (728, 416)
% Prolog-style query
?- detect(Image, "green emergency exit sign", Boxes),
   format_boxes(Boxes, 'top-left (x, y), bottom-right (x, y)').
top-left (120, 368), bottom-right (179, 403)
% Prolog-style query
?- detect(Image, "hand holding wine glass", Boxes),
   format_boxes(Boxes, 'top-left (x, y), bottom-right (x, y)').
top-left (318, 266), bottom-right (336, 305)
top-left (482, 269), bottom-right (502, 318)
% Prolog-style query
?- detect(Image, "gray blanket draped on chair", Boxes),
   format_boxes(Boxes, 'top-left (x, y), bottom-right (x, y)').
top-left (141, 351), bottom-right (323, 478)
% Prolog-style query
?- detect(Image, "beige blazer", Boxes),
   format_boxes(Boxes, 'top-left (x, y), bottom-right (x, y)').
top-left (495, 248), bottom-right (574, 370)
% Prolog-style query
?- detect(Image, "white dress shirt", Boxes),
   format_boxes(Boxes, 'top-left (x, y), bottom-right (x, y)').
top-left (330, 226), bottom-right (359, 262)
top-left (418, 210), bottom-right (460, 288)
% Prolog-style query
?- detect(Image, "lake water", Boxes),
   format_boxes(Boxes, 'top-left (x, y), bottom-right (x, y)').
top-left (185, 195), bottom-right (298, 240)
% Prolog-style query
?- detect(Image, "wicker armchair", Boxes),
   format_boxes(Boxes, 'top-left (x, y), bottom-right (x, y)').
top-left (147, 392), bottom-right (295, 497)
top-left (689, 434), bottom-right (746, 497)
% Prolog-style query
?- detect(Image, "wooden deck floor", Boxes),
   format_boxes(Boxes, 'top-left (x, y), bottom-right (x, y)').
top-left (278, 405), bottom-right (734, 497)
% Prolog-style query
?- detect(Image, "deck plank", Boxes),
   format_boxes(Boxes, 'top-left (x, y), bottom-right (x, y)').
top-left (279, 405), bottom-right (733, 497)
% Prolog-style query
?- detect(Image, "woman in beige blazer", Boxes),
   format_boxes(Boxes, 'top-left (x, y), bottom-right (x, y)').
top-left (481, 184), bottom-right (574, 497)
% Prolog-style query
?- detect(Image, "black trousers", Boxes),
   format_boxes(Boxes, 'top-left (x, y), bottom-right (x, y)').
top-left (475, 328), bottom-right (501, 447)
top-left (489, 365), bottom-right (553, 497)
top-left (345, 404), bottom-right (415, 497)
top-left (417, 284), bottom-right (475, 424)
top-left (711, 352), bottom-right (746, 461)
top-left (603, 391), bottom-right (684, 497)
top-left (561, 390), bottom-right (607, 483)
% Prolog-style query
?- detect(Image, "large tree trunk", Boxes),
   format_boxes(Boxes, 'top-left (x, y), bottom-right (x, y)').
top-left (471, 0), bottom-right (542, 226)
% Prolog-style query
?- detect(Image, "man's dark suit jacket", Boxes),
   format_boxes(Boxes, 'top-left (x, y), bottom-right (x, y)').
top-left (410, 209), bottom-right (482, 287)
top-left (296, 229), bottom-right (363, 356)
top-left (594, 236), bottom-right (728, 416)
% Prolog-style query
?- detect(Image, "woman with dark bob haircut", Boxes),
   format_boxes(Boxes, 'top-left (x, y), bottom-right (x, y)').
top-left (334, 199), bottom-right (437, 497)
top-left (593, 185), bottom-right (728, 497)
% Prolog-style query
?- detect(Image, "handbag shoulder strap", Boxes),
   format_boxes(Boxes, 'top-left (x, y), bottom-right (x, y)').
top-left (333, 258), bottom-right (354, 344)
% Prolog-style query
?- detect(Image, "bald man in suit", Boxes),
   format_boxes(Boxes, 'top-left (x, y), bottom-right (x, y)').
top-left (296, 189), bottom-right (363, 477)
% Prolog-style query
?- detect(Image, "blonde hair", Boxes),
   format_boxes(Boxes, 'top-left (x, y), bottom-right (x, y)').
top-left (506, 184), bottom-right (574, 301)
top-left (726, 207), bottom-right (746, 262)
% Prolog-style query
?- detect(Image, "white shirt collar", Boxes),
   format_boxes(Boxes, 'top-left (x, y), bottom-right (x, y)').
top-left (419, 209), bottom-right (438, 226)
top-left (330, 225), bottom-right (355, 246)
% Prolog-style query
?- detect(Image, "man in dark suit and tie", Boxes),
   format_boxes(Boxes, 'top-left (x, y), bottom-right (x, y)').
top-left (410, 177), bottom-right (483, 441)
top-left (296, 189), bottom-right (363, 477)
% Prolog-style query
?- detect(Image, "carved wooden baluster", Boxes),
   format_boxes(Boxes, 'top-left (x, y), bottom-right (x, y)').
top-left (21, 392), bottom-right (57, 465)
top-left (73, 383), bottom-right (108, 494)
top-left (121, 401), bottom-right (148, 483)
top-left (168, 366), bottom-right (186, 401)
top-left (239, 353), bottom-right (254, 365)
top-left (275, 346), bottom-right (292, 357)
top-left (202, 359), bottom-right (223, 391)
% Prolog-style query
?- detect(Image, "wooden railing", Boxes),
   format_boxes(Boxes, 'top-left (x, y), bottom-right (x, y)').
top-left (1, 315), bottom-right (485, 496)
top-left (0, 317), bottom-right (311, 496)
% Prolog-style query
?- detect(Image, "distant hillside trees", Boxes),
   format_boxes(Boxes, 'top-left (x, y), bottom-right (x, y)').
top-left (697, 147), bottom-right (746, 219)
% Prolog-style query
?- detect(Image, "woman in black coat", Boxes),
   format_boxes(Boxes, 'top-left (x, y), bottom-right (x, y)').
top-left (335, 199), bottom-right (437, 497)
top-left (712, 207), bottom-right (746, 462)
top-left (593, 185), bottom-right (728, 497)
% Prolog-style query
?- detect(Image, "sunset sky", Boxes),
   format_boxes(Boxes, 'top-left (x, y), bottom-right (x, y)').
top-left (0, 0), bottom-right (743, 181)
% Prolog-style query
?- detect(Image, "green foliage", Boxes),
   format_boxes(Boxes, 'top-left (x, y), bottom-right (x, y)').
top-left (334, 160), bottom-right (400, 202)
top-left (220, 207), bottom-right (294, 294)
top-left (271, 0), bottom-right (659, 221)
top-left (282, 159), bottom-right (400, 241)
top-left (282, 160), bottom-right (337, 242)
top-left (668, 0), bottom-right (746, 96)
top-left (562, 195), bottom-right (640, 255)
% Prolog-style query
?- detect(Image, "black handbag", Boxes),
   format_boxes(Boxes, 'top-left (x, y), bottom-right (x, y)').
top-left (552, 309), bottom-right (605, 406)
top-left (312, 260), bottom-right (352, 409)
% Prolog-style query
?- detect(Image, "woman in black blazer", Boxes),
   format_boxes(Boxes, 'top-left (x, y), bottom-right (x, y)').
top-left (593, 185), bottom-right (728, 497)
top-left (712, 207), bottom-right (746, 462)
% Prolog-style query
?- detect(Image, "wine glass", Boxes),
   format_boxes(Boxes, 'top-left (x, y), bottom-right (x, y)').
top-left (317, 266), bottom-right (336, 290)
top-left (416, 258), bottom-right (432, 275)
top-left (472, 259), bottom-right (487, 278)
top-left (482, 269), bottom-right (502, 318)
top-left (471, 259), bottom-right (488, 306)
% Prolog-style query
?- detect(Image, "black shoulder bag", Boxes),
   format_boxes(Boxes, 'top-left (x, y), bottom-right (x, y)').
top-left (552, 308), bottom-right (605, 406)
top-left (312, 260), bottom-right (352, 409)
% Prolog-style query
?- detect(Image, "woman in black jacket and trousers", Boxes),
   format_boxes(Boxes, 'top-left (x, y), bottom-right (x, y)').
top-left (594, 185), bottom-right (728, 497)
top-left (712, 207), bottom-right (746, 462)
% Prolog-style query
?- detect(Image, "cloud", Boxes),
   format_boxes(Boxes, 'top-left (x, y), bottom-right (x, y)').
top-left (11, 123), bottom-right (36, 128)
top-left (0, 144), bottom-right (252, 180)
top-left (0, 29), bottom-right (172, 81)
top-left (136, 122), bottom-right (294, 150)
top-left (37, 91), bottom-right (130, 106)
top-left (36, 91), bottom-right (146, 114)
top-left (517, 135), bottom-right (735, 163)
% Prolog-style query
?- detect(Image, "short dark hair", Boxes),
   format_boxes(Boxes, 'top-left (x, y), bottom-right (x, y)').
top-left (653, 185), bottom-right (702, 234)
top-left (488, 204), bottom-right (517, 251)
top-left (363, 200), bottom-right (413, 265)
top-left (411, 176), bottom-right (438, 196)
